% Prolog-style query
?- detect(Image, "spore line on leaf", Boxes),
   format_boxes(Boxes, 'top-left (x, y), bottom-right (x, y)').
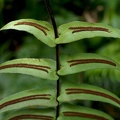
top-left (67, 59), bottom-right (116, 67)
top-left (14, 21), bottom-right (50, 35)
top-left (9, 114), bottom-right (53, 120)
top-left (0, 94), bottom-right (51, 109)
top-left (69, 26), bottom-right (110, 33)
top-left (0, 63), bottom-right (51, 73)
top-left (65, 88), bottom-right (120, 105)
top-left (63, 112), bottom-right (108, 120)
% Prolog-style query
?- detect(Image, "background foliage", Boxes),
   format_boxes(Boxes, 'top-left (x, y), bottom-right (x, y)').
top-left (0, 0), bottom-right (120, 119)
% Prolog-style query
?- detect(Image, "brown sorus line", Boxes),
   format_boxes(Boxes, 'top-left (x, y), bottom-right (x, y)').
top-left (0, 63), bottom-right (51, 73)
top-left (9, 115), bottom-right (53, 120)
top-left (0, 94), bottom-right (51, 109)
top-left (63, 112), bottom-right (108, 120)
top-left (69, 26), bottom-right (109, 33)
top-left (65, 88), bottom-right (120, 105)
top-left (67, 59), bottom-right (116, 67)
top-left (14, 21), bottom-right (50, 35)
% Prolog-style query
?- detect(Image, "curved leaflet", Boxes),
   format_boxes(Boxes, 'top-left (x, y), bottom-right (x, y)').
top-left (56, 21), bottom-right (120, 44)
top-left (0, 88), bottom-right (58, 113)
top-left (0, 19), bottom-right (56, 47)
top-left (4, 108), bottom-right (55, 120)
top-left (58, 53), bottom-right (120, 75)
top-left (0, 58), bottom-right (58, 80)
top-left (58, 82), bottom-right (120, 108)
top-left (58, 103), bottom-right (114, 120)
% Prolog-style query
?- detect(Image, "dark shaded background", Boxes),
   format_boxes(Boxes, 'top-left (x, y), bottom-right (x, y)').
top-left (0, 0), bottom-right (120, 119)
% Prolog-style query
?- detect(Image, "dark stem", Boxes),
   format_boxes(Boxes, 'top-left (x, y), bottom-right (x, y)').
top-left (44, 0), bottom-right (58, 38)
top-left (44, 0), bottom-right (60, 118)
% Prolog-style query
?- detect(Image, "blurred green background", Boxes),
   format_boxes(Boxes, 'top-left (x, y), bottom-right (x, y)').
top-left (0, 0), bottom-right (120, 119)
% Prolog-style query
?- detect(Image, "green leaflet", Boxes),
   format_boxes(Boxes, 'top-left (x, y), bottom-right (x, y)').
top-left (0, 88), bottom-right (58, 113)
top-left (0, 58), bottom-right (58, 80)
top-left (58, 53), bottom-right (120, 75)
top-left (0, 19), bottom-right (56, 47)
top-left (2, 20), bottom-right (120, 46)
top-left (3, 108), bottom-right (56, 120)
top-left (58, 82), bottom-right (120, 108)
top-left (1, 20), bottom-right (120, 46)
top-left (56, 21), bottom-right (120, 44)
top-left (58, 103), bottom-right (114, 120)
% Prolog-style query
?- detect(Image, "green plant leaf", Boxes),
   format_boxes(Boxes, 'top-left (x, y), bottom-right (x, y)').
top-left (3, 108), bottom-right (56, 120)
top-left (58, 82), bottom-right (120, 108)
top-left (56, 21), bottom-right (120, 44)
top-left (58, 103), bottom-right (114, 120)
top-left (58, 53), bottom-right (120, 75)
top-left (0, 19), bottom-right (56, 47)
top-left (0, 88), bottom-right (58, 113)
top-left (0, 58), bottom-right (58, 80)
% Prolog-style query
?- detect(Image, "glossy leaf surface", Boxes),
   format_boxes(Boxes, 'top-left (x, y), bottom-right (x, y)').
top-left (56, 21), bottom-right (120, 44)
top-left (58, 82), bottom-right (120, 108)
top-left (58, 103), bottom-right (114, 120)
top-left (58, 53), bottom-right (120, 75)
top-left (0, 88), bottom-right (58, 113)
top-left (0, 58), bottom-right (58, 80)
top-left (0, 19), bottom-right (56, 47)
top-left (4, 108), bottom-right (55, 120)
